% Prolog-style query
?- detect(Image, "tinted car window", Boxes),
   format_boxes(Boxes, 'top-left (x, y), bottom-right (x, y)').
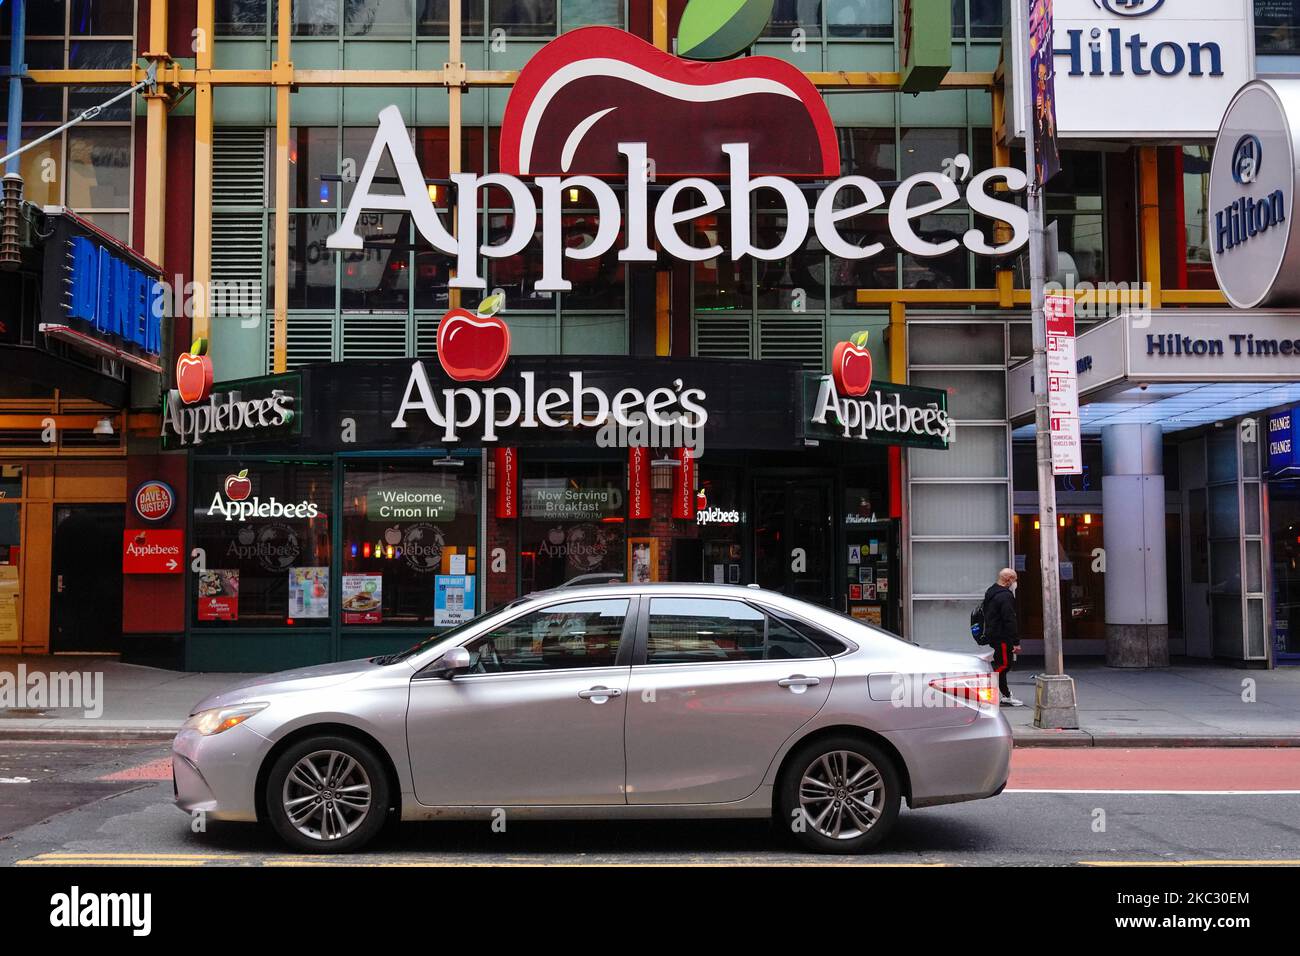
top-left (646, 598), bottom-right (826, 664)
top-left (464, 599), bottom-right (628, 674)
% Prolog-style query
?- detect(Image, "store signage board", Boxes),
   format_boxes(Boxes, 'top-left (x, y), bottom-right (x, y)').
top-left (133, 480), bottom-right (176, 522)
top-left (522, 481), bottom-right (623, 521)
top-left (434, 574), bottom-right (476, 626)
top-left (366, 485), bottom-right (457, 522)
top-left (39, 213), bottom-right (164, 368)
top-left (1046, 293), bottom-right (1083, 475)
top-left (327, 25), bottom-right (1030, 291)
top-left (1006, 0), bottom-right (1254, 139)
top-left (1209, 79), bottom-right (1300, 309)
top-left (161, 371), bottom-right (302, 449)
top-left (123, 529), bottom-right (184, 575)
top-left (800, 374), bottom-right (952, 450)
top-left (1269, 407), bottom-right (1300, 476)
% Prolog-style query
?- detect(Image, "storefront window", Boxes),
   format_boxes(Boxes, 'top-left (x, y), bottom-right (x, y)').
top-left (1012, 513), bottom-right (1106, 641)
top-left (341, 459), bottom-right (480, 626)
top-left (826, 0), bottom-right (892, 38)
top-left (192, 461), bottom-right (333, 628)
top-left (216, 0), bottom-right (269, 35)
top-left (0, 465), bottom-right (21, 501)
top-left (519, 463), bottom-right (626, 591)
top-left (693, 467), bottom-right (745, 585)
top-left (0, 501), bottom-right (19, 646)
top-left (1256, 1), bottom-right (1300, 54)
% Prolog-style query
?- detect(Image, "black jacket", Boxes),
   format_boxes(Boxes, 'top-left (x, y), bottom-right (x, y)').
top-left (982, 584), bottom-right (1018, 645)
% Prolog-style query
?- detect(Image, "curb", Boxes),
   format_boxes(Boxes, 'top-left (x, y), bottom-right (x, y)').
top-left (1013, 733), bottom-right (1300, 748)
top-left (0, 727), bottom-right (177, 742)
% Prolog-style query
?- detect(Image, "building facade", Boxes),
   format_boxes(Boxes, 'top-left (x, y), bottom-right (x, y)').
top-left (1, 0), bottom-right (1298, 670)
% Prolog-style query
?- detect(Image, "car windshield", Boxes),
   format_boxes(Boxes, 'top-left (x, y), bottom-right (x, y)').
top-left (373, 600), bottom-right (527, 665)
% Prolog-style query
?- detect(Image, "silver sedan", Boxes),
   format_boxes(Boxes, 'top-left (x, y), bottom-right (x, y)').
top-left (173, 583), bottom-right (1011, 854)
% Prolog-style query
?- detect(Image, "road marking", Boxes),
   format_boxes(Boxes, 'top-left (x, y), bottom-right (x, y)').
top-left (0, 777), bottom-right (32, 784)
top-left (1006, 788), bottom-right (1300, 795)
top-left (1081, 860), bottom-right (1300, 867)
top-left (16, 852), bottom-right (948, 868)
top-left (98, 758), bottom-right (172, 782)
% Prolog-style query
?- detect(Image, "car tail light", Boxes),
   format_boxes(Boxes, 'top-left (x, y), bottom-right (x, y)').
top-left (929, 673), bottom-right (998, 708)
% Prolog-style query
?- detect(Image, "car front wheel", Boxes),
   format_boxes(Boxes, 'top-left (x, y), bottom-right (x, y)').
top-left (778, 735), bottom-right (901, 854)
top-left (265, 735), bottom-right (390, 853)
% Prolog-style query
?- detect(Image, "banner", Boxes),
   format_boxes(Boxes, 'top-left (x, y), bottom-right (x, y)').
top-left (628, 446), bottom-right (651, 520)
top-left (1046, 294), bottom-right (1083, 475)
top-left (494, 447), bottom-right (517, 518)
top-left (1028, 0), bottom-right (1061, 184)
top-left (672, 448), bottom-right (696, 520)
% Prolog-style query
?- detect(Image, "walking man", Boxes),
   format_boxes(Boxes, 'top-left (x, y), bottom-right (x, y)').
top-left (984, 568), bottom-right (1024, 707)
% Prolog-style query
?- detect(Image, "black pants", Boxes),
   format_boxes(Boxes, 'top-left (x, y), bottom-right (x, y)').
top-left (991, 641), bottom-right (1012, 697)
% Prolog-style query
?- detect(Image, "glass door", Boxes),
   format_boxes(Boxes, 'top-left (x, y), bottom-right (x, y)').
top-left (753, 478), bottom-right (834, 607)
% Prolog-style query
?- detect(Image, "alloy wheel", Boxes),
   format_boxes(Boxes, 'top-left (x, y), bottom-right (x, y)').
top-left (281, 749), bottom-right (373, 842)
top-left (798, 749), bottom-right (885, 840)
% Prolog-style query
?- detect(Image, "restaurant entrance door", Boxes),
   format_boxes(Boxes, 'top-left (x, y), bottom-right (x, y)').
top-left (50, 504), bottom-right (124, 653)
top-left (753, 477), bottom-right (834, 607)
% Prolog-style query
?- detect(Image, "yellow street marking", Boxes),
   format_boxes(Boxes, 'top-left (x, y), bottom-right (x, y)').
top-left (1080, 859), bottom-right (1300, 867)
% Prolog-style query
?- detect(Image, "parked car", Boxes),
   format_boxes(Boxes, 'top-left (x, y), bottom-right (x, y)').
top-left (173, 584), bottom-right (1011, 854)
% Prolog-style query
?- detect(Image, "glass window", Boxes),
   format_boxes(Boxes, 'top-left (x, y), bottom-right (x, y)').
top-left (191, 461), bottom-right (333, 628)
top-left (490, 0), bottom-right (557, 36)
top-left (23, 41), bottom-right (66, 123)
top-left (282, 0), bottom-right (341, 36)
top-left (646, 597), bottom-right (824, 664)
top-left (23, 1), bottom-right (68, 35)
top-left (969, 0), bottom-right (1002, 38)
top-left (340, 213), bottom-right (411, 311)
top-left (951, 0), bottom-right (966, 38)
top-left (465, 598), bottom-right (628, 672)
top-left (838, 128), bottom-right (896, 181)
top-left (1256, 1), bottom-right (1300, 54)
top-left (0, 502), bottom-right (19, 565)
top-left (561, 210), bottom-right (626, 310)
top-left (346, 0), bottom-right (414, 35)
top-left (66, 126), bottom-right (131, 210)
top-left (0, 465), bottom-right (21, 500)
top-left (271, 127), bottom-right (340, 210)
top-left (900, 128), bottom-right (967, 180)
top-left (216, 0), bottom-right (269, 35)
top-left (902, 214), bottom-right (970, 289)
top-left (342, 459), bottom-right (480, 626)
top-left (417, 0), bottom-right (486, 35)
top-left (826, 0), bottom-right (891, 38)
top-left (69, 40), bottom-right (133, 121)
top-left (827, 214), bottom-right (895, 303)
top-left (766, 0), bottom-right (822, 37)
top-left (271, 212), bottom-right (340, 310)
top-left (519, 463), bottom-right (626, 591)
top-left (71, 0), bottom-right (134, 34)
top-left (563, 0), bottom-right (622, 29)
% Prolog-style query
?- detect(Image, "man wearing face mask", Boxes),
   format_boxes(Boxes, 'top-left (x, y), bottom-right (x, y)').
top-left (983, 568), bottom-right (1024, 706)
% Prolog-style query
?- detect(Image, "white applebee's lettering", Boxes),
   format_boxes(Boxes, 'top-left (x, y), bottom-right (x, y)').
top-left (162, 389), bottom-right (295, 446)
top-left (206, 493), bottom-right (321, 522)
top-left (327, 107), bottom-right (1029, 291)
top-left (811, 376), bottom-right (954, 442)
top-left (391, 363), bottom-right (709, 442)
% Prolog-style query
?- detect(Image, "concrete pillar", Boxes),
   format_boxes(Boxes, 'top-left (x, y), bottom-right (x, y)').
top-left (1101, 423), bottom-right (1169, 667)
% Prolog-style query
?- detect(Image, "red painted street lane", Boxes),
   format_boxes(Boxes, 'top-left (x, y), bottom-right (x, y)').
top-left (98, 757), bottom-right (172, 782)
top-left (1008, 748), bottom-right (1300, 792)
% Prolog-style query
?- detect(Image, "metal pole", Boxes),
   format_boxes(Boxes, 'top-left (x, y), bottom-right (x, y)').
top-left (5, 0), bottom-right (25, 175)
top-left (1023, 24), bottom-right (1078, 729)
top-left (0, 73), bottom-right (152, 170)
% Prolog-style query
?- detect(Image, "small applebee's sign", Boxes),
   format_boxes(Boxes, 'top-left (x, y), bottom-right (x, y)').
top-left (161, 371), bottom-right (302, 449)
top-left (801, 371), bottom-right (952, 450)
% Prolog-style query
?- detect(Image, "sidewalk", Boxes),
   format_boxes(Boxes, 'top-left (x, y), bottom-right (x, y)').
top-left (1, 654), bottom-right (1297, 746)
top-left (1005, 658), bottom-right (1300, 746)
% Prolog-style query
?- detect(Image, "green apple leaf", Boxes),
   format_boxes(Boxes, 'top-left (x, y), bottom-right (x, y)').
top-left (477, 291), bottom-right (505, 316)
top-left (851, 330), bottom-right (870, 347)
top-left (678, 0), bottom-right (774, 61)
top-left (190, 337), bottom-right (208, 356)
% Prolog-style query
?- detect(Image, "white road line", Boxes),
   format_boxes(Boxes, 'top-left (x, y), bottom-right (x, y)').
top-left (1006, 788), bottom-right (1300, 795)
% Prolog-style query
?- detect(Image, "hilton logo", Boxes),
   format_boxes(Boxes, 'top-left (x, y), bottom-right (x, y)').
top-left (1093, 0), bottom-right (1166, 16)
top-left (1232, 134), bottom-right (1262, 185)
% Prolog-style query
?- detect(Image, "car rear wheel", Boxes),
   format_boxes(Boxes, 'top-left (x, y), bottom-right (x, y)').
top-left (265, 735), bottom-right (390, 853)
top-left (778, 735), bottom-right (901, 854)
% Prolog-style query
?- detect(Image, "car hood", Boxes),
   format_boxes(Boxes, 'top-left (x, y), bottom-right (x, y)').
top-left (187, 658), bottom-right (383, 713)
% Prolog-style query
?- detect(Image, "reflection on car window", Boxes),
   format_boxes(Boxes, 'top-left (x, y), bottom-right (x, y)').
top-left (465, 599), bottom-right (628, 674)
top-left (646, 598), bottom-right (826, 664)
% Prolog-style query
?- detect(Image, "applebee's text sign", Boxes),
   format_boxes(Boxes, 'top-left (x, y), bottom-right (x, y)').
top-left (800, 375), bottom-right (952, 450)
top-left (161, 373), bottom-right (303, 449)
top-left (1046, 294), bottom-right (1083, 476)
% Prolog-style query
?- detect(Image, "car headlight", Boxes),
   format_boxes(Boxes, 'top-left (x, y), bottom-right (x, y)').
top-left (183, 702), bottom-right (268, 736)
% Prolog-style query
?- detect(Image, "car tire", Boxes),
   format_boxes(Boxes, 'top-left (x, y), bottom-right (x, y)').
top-left (777, 735), bottom-right (902, 854)
top-left (264, 735), bottom-right (391, 854)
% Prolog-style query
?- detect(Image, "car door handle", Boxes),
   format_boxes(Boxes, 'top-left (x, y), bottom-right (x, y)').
top-left (778, 675), bottom-right (821, 689)
top-left (578, 686), bottom-right (623, 702)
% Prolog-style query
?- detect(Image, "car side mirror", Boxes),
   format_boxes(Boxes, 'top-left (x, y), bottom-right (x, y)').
top-left (429, 646), bottom-right (471, 679)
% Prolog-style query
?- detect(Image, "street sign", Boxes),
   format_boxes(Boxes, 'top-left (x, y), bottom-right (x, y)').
top-left (1046, 293), bottom-right (1083, 475)
top-left (123, 529), bottom-right (184, 575)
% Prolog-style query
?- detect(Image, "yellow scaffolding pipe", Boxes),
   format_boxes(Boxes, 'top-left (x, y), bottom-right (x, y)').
top-left (141, 0), bottom-right (168, 267)
top-left (271, 0), bottom-right (292, 372)
top-left (191, 0), bottom-right (215, 344)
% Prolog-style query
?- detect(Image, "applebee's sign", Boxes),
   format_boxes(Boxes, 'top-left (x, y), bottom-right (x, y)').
top-left (161, 371), bottom-right (302, 448)
top-left (802, 372), bottom-right (953, 450)
top-left (326, 30), bottom-right (1027, 293)
top-left (206, 470), bottom-right (322, 523)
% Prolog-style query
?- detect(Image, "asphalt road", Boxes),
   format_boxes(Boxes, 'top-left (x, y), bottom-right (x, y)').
top-left (1, 739), bottom-right (1299, 866)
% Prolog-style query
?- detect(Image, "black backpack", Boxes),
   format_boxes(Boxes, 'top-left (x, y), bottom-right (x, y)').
top-left (970, 598), bottom-right (988, 645)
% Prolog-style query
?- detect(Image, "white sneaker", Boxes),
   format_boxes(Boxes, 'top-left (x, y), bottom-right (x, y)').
top-left (1002, 695), bottom-right (1026, 707)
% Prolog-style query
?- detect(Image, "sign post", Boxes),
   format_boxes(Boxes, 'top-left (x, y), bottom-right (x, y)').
top-left (1024, 0), bottom-right (1080, 729)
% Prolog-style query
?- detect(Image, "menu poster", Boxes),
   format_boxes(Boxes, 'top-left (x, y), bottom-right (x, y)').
top-left (849, 584), bottom-right (863, 601)
top-left (0, 565), bottom-right (18, 644)
top-left (877, 575), bottom-right (889, 595)
top-left (852, 605), bottom-right (883, 627)
top-left (435, 574), bottom-right (476, 626)
top-left (342, 573), bottom-right (383, 625)
top-left (197, 569), bottom-right (240, 622)
top-left (289, 567), bottom-right (330, 619)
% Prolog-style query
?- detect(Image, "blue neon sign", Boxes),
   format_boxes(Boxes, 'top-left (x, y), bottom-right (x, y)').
top-left (66, 235), bottom-right (163, 355)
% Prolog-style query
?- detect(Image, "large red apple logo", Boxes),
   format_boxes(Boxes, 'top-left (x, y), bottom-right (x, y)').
top-left (499, 25), bottom-right (839, 178)
top-left (832, 331), bottom-right (873, 397)
top-left (224, 469), bottom-right (252, 502)
top-left (176, 338), bottom-right (214, 405)
top-left (436, 293), bottom-right (510, 382)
